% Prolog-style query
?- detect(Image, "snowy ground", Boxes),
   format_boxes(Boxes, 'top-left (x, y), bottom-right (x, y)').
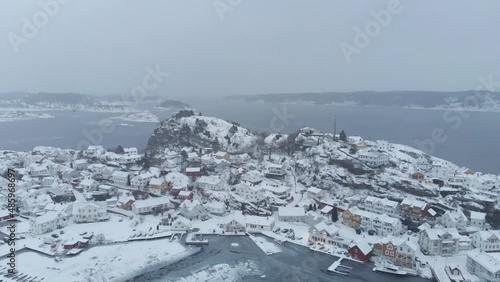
top-left (0, 240), bottom-right (193, 282)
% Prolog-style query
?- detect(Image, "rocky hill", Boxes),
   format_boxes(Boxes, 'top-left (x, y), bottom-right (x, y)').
top-left (145, 111), bottom-right (258, 162)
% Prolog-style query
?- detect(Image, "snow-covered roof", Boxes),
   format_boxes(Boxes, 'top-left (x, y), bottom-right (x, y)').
top-left (148, 178), bottom-right (164, 186)
top-left (204, 201), bottom-right (225, 210)
top-left (196, 176), bottom-right (221, 185)
top-left (31, 211), bottom-right (63, 225)
top-left (467, 249), bottom-right (500, 273)
top-left (178, 190), bottom-right (192, 197)
top-left (307, 187), bottom-right (323, 194)
top-left (112, 171), bottom-right (129, 177)
top-left (314, 222), bottom-right (339, 236)
top-left (365, 196), bottom-right (399, 208)
top-left (401, 197), bottom-right (427, 209)
top-left (278, 207), bottom-right (305, 217)
top-left (186, 167), bottom-right (200, 173)
top-left (132, 197), bottom-right (171, 209)
top-left (80, 179), bottom-right (96, 186)
top-left (470, 211), bottom-right (486, 220)
top-left (246, 215), bottom-right (275, 227)
top-left (351, 240), bottom-right (372, 255)
top-left (423, 228), bottom-right (461, 241)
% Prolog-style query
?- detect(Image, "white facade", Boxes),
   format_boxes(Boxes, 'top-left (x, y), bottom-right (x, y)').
top-left (196, 176), bottom-right (223, 191)
top-left (204, 201), bottom-right (226, 215)
top-left (470, 211), bottom-right (486, 230)
top-left (80, 178), bottom-right (98, 191)
top-left (418, 228), bottom-right (461, 256)
top-left (245, 216), bottom-right (275, 233)
top-left (73, 202), bottom-right (109, 223)
top-left (440, 210), bottom-right (468, 232)
top-left (131, 172), bottom-right (154, 189)
top-left (171, 218), bottom-right (190, 231)
top-left (358, 150), bottom-right (389, 166)
top-left (233, 183), bottom-right (264, 203)
top-left (29, 212), bottom-right (68, 235)
top-left (73, 159), bottom-right (88, 170)
top-left (471, 231), bottom-right (500, 252)
top-left (265, 163), bottom-right (285, 176)
top-left (132, 197), bottom-right (171, 214)
top-left (363, 196), bottom-right (400, 217)
top-left (112, 171), bottom-right (129, 186)
top-left (466, 249), bottom-right (500, 282)
top-left (278, 207), bottom-right (306, 223)
top-left (179, 200), bottom-right (205, 220)
top-left (349, 207), bottom-right (403, 236)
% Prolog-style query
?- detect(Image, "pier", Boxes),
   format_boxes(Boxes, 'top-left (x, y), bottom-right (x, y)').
top-left (327, 257), bottom-right (352, 276)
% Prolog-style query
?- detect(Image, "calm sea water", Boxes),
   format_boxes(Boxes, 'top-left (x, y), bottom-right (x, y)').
top-left (0, 98), bottom-right (498, 174)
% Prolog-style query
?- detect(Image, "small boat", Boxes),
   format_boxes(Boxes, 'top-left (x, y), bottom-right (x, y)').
top-left (373, 261), bottom-right (408, 276)
top-left (274, 239), bottom-right (284, 245)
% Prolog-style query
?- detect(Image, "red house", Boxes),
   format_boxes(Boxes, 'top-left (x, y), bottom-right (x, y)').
top-left (348, 242), bottom-right (372, 262)
top-left (170, 187), bottom-right (182, 197)
top-left (63, 240), bottom-right (80, 250)
top-left (176, 190), bottom-right (194, 201)
top-left (121, 199), bottom-right (135, 211)
top-left (185, 167), bottom-right (202, 180)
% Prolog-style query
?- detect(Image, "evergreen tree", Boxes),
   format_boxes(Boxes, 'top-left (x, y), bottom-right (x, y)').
top-left (331, 208), bottom-right (338, 222)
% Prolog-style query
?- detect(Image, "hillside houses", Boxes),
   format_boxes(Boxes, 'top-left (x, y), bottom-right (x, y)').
top-left (471, 231), bottom-right (500, 252)
top-left (131, 172), bottom-right (154, 189)
top-left (362, 196), bottom-right (400, 217)
top-left (400, 197), bottom-right (429, 223)
top-left (440, 210), bottom-right (468, 232)
top-left (179, 200), bottom-right (204, 220)
top-left (233, 183), bottom-right (264, 203)
top-left (343, 207), bottom-right (403, 236)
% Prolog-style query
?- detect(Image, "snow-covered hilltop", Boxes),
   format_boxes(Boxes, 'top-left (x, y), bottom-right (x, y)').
top-left (0, 111), bottom-right (54, 122)
top-left (146, 110), bottom-right (258, 161)
top-left (111, 110), bottom-right (159, 123)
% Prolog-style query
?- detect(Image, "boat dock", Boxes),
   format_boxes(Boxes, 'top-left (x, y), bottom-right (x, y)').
top-left (327, 257), bottom-right (352, 276)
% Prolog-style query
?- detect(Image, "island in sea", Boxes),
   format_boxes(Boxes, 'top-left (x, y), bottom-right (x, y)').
top-left (0, 111), bottom-right (54, 122)
top-left (111, 110), bottom-right (159, 123)
top-left (155, 99), bottom-right (194, 111)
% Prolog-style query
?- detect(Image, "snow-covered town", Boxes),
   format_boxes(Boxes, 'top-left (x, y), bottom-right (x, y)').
top-left (0, 111), bottom-right (499, 282)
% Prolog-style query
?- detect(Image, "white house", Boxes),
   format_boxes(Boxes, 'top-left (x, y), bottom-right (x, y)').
top-left (471, 230), bottom-right (500, 252)
top-left (80, 178), bottom-right (98, 191)
top-left (363, 196), bottom-right (400, 217)
top-left (376, 140), bottom-right (391, 151)
top-left (29, 212), bottom-right (68, 235)
top-left (307, 187), bottom-right (326, 199)
top-left (73, 159), bottom-right (88, 170)
top-left (112, 171), bottom-right (129, 186)
top-left (99, 184), bottom-right (117, 196)
top-left (358, 150), bottom-right (389, 166)
top-left (278, 207), bottom-right (306, 223)
top-left (179, 200), bottom-right (205, 220)
top-left (124, 147), bottom-right (138, 156)
top-left (196, 176), bottom-right (223, 191)
top-left (245, 215), bottom-right (275, 233)
top-left (418, 228), bottom-right (461, 256)
top-left (131, 172), bottom-right (154, 189)
top-left (466, 249), bottom-right (500, 282)
top-left (132, 197), bottom-right (171, 214)
top-left (264, 163), bottom-right (285, 177)
top-left (440, 210), bottom-right (468, 232)
top-left (470, 211), bottom-right (486, 230)
top-left (73, 202), bottom-right (109, 223)
top-left (171, 217), bottom-right (191, 231)
top-left (233, 183), bottom-right (264, 203)
top-left (308, 222), bottom-right (352, 249)
top-left (204, 201), bottom-right (226, 215)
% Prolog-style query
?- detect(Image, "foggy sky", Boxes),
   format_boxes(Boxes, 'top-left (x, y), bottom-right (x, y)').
top-left (1, 0), bottom-right (499, 98)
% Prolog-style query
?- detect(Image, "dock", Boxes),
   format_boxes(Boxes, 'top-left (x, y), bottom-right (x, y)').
top-left (327, 258), bottom-right (352, 276)
top-left (185, 233), bottom-right (209, 245)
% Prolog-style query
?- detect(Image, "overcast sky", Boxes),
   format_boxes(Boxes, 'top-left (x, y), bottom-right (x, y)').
top-left (1, 0), bottom-right (499, 98)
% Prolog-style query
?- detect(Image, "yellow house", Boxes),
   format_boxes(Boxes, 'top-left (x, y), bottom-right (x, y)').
top-left (342, 209), bottom-right (361, 229)
top-left (214, 151), bottom-right (230, 160)
top-left (148, 179), bottom-right (171, 194)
